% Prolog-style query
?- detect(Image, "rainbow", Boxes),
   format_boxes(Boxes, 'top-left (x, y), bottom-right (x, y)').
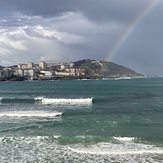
top-left (106, 0), bottom-right (160, 61)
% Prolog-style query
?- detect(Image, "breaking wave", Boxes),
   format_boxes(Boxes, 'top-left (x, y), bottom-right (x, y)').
top-left (113, 136), bottom-right (135, 142)
top-left (0, 97), bottom-right (93, 105)
top-left (0, 135), bottom-right (163, 163)
top-left (35, 97), bottom-right (93, 105)
top-left (68, 142), bottom-right (163, 155)
top-left (0, 111), bottom-right (62, 117)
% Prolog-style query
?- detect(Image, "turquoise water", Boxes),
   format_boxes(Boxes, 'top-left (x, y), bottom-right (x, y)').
top-left (0, 78), bottom-right (163, 162)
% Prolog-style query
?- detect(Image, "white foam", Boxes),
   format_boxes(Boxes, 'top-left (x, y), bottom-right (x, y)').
top-left (113, 136), bottom-right (135, 142)
top-left (114, 77), bottom-right (132, 80)
top-left (0, 136), bottom-right (163, 162)
top-left (68, 142), bottom-right (163, 155)
top-left (0, 137), bottom-right (4, 141)
top-left (68, 147), bottom-right (163, 155)
top-left (40, 97), bottom-right (93, 105)
top-left (0, 111), bottom-right (62, 117)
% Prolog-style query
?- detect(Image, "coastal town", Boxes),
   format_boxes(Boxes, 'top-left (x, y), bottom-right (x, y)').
top-left (0, 60), bottom-right (90, 81)
top-left (0, 59), bottom-right (143, 81)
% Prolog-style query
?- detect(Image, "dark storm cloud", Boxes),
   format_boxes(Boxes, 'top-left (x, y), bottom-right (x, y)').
top-left (2, 0), bottom-right (149, 22)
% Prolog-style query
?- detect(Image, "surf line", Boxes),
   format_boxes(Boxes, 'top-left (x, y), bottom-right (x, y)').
top-left (107, 0), bottom-right (160, 61)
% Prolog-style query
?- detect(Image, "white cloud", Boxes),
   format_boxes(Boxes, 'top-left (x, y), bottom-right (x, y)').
top-left (0, 10), bottom-right (125, 66)
top-left (26, 25), bottom-right (86, 44)
top-left (1, 20), bottom-right (7, 23)
top-left (0, 33), bottom-right (27, 52)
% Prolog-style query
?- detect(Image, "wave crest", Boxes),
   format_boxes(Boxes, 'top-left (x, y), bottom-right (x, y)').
top-left (38, 97), bottom-right (93, 105)
top-left (113, 136), bottom-right (135, 142)
top-left (0, 111), bottom-right (62, 117)
top-left (0, 97), bottom-right (93, 105)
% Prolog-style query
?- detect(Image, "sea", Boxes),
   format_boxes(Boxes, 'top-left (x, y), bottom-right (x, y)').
top-left (0, 77), bottom-right (163, 163)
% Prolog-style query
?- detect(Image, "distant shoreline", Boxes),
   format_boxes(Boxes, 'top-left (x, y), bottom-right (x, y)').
top-left (0, 76), bottom-right (103, 82)
top-left (0, 75), bottom-right (147, 82)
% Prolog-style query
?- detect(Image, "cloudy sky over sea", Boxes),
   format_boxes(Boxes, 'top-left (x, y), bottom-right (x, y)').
top-left (0, 0), bottom-right (162, 75)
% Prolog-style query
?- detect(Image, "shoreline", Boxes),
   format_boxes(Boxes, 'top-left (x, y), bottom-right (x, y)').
top-left (0, 75), bottom-right (146, 82)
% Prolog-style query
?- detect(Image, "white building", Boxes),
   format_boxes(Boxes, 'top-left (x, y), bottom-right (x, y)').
top-left (14, 69), bottom-right (24, 76)
top-left (69, 62), bottom-right (74, 68)
top-left (39, 61), bottom-right (46, 70)
top-left (65, 68), bottom-right (86, 76)
top-left (27, 62), bottom-right (34, 69)
top-left (65, 68), bottom-right (76, 76)
top-left (55, 71), bottom-right (70, 76)
top-left (24, 69), bottom-right (36, 77)
top-left (18, 64), bottom-right (28, 70)
top-left (40, 71), bottom-right (52, 77)
top-left (60, 65), bottom-right (65, 70)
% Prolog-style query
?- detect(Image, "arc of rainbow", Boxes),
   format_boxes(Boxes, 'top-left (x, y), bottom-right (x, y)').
top-left (107, 0), bottom-right (160, 61)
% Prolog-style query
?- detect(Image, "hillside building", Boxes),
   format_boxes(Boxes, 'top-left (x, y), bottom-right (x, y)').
top-left (24, 69), bottom-right (36, 77)
top-left (18, 64), bottom-right (28, 70)
top-left (27, 62), bottom-right (34, 69)
top-left (14, 69), bottom-right (24, 77)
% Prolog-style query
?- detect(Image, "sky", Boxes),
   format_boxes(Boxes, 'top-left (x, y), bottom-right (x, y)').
top-left (0, 0), bottom-right (163, 75)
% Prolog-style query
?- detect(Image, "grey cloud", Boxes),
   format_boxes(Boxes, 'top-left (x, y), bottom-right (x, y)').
top-left (111, 1), bottom-right (163, 75)
top-left (2, 0), bottom-right (150, 23)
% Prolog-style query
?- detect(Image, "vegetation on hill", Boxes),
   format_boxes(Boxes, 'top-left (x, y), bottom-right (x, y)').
top-left (74, 59), bottom-right (143, 78)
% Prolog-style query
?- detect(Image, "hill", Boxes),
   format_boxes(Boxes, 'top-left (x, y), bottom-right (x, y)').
top-left (74, 59), bottom-right (143, 78)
